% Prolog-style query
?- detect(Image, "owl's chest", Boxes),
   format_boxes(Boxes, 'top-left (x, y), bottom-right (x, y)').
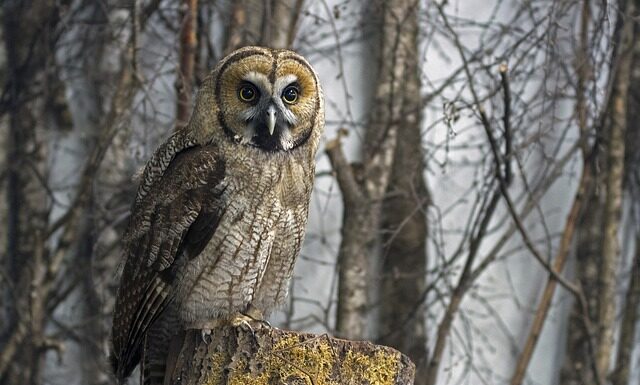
top-left (177, 167), bottom-right (307, 321)
top-left (220, 168), bottom-right (309, 272)
top-left (216, 167), bottom-right (307, 249)
top-left (220, 164), bottom-right (309, 263)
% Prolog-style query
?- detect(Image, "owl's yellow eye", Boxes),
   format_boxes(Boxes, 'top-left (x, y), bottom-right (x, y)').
top-left (282, 85), bottom-right (299, 104)
top-left (239, 84), bottom-right (258, 102)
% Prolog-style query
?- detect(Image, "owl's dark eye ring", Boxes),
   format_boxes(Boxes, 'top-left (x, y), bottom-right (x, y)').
top-left (238, 84), bottom-right (258, 102)
top-left (282, 85), bottom-right (299, 104)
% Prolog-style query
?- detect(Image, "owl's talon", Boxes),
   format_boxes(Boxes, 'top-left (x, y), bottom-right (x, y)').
top-left (239, 306), bottom-right (271, 329)
top-left (240, 320), bottom-right (255, 336)
top-left (253, 318), bottom-right (271, 329)
top-left (230, 315), bottom-right (261, 347)
top-left (231, 314), bottom-right (253, 330)
top-left (201, 328), bottom-right (213, 344)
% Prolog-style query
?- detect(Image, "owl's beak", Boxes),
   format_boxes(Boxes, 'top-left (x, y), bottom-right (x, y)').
top-left (266, 105), bottom-right (277, 136)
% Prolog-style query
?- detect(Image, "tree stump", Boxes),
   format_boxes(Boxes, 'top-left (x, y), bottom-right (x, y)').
top-left (165, 323), bottom-right (415, 385)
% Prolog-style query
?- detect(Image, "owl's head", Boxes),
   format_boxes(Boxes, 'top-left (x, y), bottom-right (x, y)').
top-left (193, 46), bottom-right (324, 153)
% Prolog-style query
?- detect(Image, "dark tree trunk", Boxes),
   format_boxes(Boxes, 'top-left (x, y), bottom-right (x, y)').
top-left (612, 3), bottom-right (640, 383)
top-left (560, 1), bottom-right (637, 383)
top-left (611, 237), bottom-right (640, 385)
top-left (558, 182), bottom-right (602, 385)
top-left (594, 0), bottom-right (634, 380)
top-left (1, 2), bottom-right (59, 383)
top-left (330, 0), bottom-right (422, 341)
top-left (176, 0), bottom-right (198, 129)
top-left (378, 0), bottom-right (429, 381)
top-left (225, 0), bottom-right (301, 52)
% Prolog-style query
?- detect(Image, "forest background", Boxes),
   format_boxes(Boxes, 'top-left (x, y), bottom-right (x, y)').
top-left (0, 1), bottom-right (639, 385)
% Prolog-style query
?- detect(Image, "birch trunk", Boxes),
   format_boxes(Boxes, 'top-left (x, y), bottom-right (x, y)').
top-left (595, 0), bottom-right (635, 380)
top-left (378, 1), bottom-right (429, 380)
top-left (613, 11), bottom-right (640, 384)
top-left (331, 0), bottom-right (421, 341)
top-left (611, 237), bottom-right (640, 385)
top-left (225, 0), bottom-right (300, 52)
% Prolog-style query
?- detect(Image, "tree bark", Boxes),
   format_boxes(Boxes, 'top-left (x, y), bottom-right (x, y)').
top-left (225, 0), bottom-right (300, 52)
top-left (264, 0), bottom-right (300, 49)
top-left (326, 137), bottom-right (372, 341)
top-left (611, 5), bottom-right (640, 385)
top-left (166, 325), bottom-right (415, 385)
top-left (611, 236), bottom-right (640, 385)
top-left (377, 0), bottom-right (429, 381)
top-left (176, 0), bottom-right (198, 129)
top-left (558, 175), bottom-right (602, 385)
top-left (1, 2), bottom-right (61, 383)
top-left (595, 0), bottom-right (635, 381)
top-left (330, 0), bottom-right (421, 342)
top-left (558, 2), bottom-right (606, 384)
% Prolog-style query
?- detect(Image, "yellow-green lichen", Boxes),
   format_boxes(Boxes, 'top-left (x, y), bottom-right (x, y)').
top-left (201, 332), bottom-right (402, 385)
top-left (270, 335), bottom-right (338, 385)
top-left (225, 355), bottom-right (269, 385)
top-left (225, 335), bottom-right (338, 385)
top-left (201, 351), bottom-right (227, 385)
top-left (342, 349), bottom-right (399, 385)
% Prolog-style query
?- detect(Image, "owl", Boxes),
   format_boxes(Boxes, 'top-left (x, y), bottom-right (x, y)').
top-left (110, 46), bottom-right (324, 384)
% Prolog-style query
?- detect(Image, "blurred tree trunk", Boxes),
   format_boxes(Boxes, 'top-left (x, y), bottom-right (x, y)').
top-left (176, 0), bottom-right (198, 128)
top-left (1, 1), bottom-right (60, 383)
top-left (612, 237), bottom-right (640, 385)
top-left (328, 0), bottom-right (421, 341)
top-left (377, 1), bottom-right (429, 381)
top-left (558, 178), bottom-right (602, 385)
top-left (225, 0), bottom-right (302, 52)
top-left (560, 1), bottom-right (637, 384)
top-left (263, 0), bottom-right (302, 48)
top-left (611, 3), bottom-right (640, 385)
top-left (559, 2), bottom-right (600, 384)
top-left (0, 7), bottom-right (6, 344)
top-left (72, 6), bottom-right (110, 384)
top-left (595, 0), bottom-right (634, 381)
top-left (77, 208), bottom-right (108, 385)
top-left (195, 2), bottom-right (215, 83)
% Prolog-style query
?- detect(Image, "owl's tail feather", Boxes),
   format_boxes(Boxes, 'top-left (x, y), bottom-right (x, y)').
top-left (109, 347), bottom-right (140, 385)
top-left (141, 356), bottom-right (167, 385)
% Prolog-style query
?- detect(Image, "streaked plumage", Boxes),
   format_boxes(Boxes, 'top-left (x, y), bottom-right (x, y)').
top-left (110, 46), bottom-right (324, 384)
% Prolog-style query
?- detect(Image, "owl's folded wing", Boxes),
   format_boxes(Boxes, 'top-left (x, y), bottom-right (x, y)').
top-left (111, 144), bottom-right (226, 381)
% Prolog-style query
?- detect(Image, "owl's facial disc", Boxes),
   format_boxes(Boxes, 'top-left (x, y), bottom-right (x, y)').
top-left (237, 72), bottom-right (299, 152)
top-left (215, 48), bottom-right (320, 154)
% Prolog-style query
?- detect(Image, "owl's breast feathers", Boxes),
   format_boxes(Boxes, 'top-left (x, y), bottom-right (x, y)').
top-left (110, 136), bottom-right (314, 382)
top-left (111, 142), bottom-right (226, 381)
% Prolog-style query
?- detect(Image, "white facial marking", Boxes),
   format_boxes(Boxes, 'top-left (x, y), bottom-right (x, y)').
top-left (280, 104), bottom-right (298, 126)
top-left (274, 74), bottom-right (298, 96)
top-left (242, 72), bottom-right (271, 94)
top-left (273, 74), bottom-right (299, 127)
top-left (280, 129), bottom-right (295, 151)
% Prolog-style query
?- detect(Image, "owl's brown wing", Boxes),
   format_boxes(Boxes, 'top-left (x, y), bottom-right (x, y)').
top-left (111, 144), bottom-right (226, 381)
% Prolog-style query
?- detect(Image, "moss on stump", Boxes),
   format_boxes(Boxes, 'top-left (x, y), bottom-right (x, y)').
top-left (165, 324), bottom-right (415, 385)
